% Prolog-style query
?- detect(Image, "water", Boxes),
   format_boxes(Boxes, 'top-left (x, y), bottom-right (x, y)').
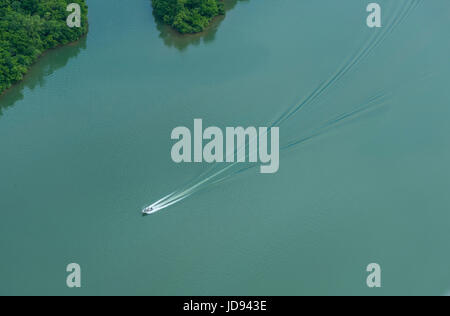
top-left (0, 0), bottom-right (449, 295)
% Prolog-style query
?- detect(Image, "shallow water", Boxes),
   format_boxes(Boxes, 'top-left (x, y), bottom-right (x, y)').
top-left (1, 0), bottom-right (449, 295)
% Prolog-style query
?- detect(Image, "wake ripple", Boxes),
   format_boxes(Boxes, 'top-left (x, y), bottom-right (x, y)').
top-left (143, 0), bottom-right (423, 215)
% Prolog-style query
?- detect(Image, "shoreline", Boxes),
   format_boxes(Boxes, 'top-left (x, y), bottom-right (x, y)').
top-left (160, 13), bottom-right (226, 37)
top-left (153, 0), bottom-right (234, 37)
top-left (0, 32), bottom-right (88, 100)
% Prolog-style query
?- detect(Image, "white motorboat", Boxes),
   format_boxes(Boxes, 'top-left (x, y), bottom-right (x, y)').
top-left (142, 205), bottom-right (157, 215)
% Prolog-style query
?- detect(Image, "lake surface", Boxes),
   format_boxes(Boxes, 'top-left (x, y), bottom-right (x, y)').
top-left (1, 0), bottom-right (450, 295)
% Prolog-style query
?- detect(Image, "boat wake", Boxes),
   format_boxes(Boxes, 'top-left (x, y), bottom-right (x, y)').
top-left (142, 0), bottom-right (423, 215)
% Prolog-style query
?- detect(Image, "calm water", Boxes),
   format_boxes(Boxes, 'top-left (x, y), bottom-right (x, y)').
top-left (1, 0), bottom-right (449, 295)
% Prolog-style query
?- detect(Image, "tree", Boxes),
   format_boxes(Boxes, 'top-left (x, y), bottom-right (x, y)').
top-left (152, 0), bottom-right (225, 34)
top-left (0, 0), bottom-right (88, 94)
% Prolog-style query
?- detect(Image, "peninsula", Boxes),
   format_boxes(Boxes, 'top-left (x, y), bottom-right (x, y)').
top-left (152, 0), bottom-right (225, 34)
top-left (0, 0), bottom-right (88, 95)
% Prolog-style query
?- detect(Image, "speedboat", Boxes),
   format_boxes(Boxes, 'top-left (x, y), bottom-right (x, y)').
top-left (142, 206), bottom-right (156, 215)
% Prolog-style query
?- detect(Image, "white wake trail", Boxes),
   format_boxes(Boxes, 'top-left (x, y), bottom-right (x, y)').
top-left (142, 0), bottom-right (422, 215)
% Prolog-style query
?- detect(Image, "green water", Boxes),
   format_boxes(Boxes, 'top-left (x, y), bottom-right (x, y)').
top-left (1, 0), bottom-right (450, 295)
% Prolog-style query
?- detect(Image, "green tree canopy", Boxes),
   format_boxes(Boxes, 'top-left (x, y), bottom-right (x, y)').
top-left (0, 0), bottom-right (88, 94)
top-left (152, 0), bottom-right (225, 34)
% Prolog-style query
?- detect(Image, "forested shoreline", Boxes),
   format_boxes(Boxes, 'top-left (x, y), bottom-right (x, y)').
top-left (0, 0), bottom-right (88, 95)
top-left (152, 0), bottom-right (225, 34)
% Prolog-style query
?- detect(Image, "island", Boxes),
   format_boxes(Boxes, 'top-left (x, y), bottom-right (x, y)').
top-left (152, 0), bottom-right (225, 34)
top-left (0, 0), bottom-right (88, 95)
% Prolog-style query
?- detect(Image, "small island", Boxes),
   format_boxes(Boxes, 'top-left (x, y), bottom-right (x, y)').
top-left (152, 0), bottom-right (225, 34)
top-left (0, 0), bottom-right (88, 95)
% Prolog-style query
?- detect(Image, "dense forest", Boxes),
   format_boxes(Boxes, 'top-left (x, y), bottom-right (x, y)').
top-left (152, 0), bottom-right (225, 34)
top-left (0, 0), bottom-right (88, 94)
